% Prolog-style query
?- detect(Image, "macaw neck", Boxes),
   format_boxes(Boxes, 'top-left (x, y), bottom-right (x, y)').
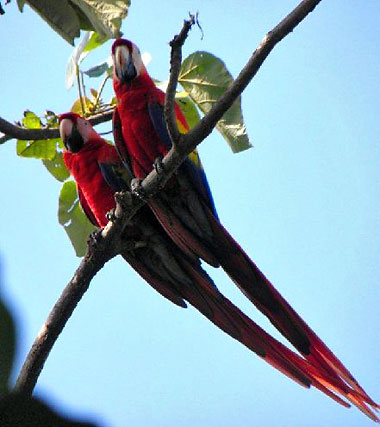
top-left (113, 71), bottom-right (156, 100)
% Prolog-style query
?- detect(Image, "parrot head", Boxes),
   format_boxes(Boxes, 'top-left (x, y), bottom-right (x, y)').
top-left (59, 113), bottom-right (97, 153)
top-left (111, 38), bottom-right (145, 84)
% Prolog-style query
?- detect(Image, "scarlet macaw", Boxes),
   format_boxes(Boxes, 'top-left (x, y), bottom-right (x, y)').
top-left (58, 112), bottom-right (365, 407)
top-left (110, 39), bottom-right (379, 419)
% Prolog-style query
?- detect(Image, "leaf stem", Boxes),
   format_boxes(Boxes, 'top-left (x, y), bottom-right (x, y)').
top-left (94, 74), bottom-right (110, 112)
top-left (76, 65), bottom-right (86, 116)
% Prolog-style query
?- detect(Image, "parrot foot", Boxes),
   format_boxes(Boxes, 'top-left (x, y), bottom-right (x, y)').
top-left (131, 178), bottom-right (147, 201)
top-left (153, 156), bottom-right (165, 175)
top-left (106, 209), bottom-right (116, 222)
top-left (115, 191), bottom-right (134, 208)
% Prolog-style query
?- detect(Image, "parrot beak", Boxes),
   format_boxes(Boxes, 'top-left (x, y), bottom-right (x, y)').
top-left (114, 44), bottom-right (137, 82)
top-left (59, 118), bottom-right (84, 153)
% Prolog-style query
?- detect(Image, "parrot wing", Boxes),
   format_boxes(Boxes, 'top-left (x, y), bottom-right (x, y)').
top-left (77, 185), bottom-right (99, 227)
top-left (148, 98), bottom-right (218, 218)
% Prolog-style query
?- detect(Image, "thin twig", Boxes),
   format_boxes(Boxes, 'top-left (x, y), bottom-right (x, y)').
top-left (93, 74), bottom-right (110, 112)
top-left (164, 14), bottom-right (195, 148)
top-left (14, 0), bottom-right (323, 396)
top-left (182, 0), bottom-right (323, 150)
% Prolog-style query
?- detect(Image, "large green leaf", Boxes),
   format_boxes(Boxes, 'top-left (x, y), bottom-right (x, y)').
top-left (18, 0), bottom-right (130, 45)
top-left (179, 51), bottom-right (252, 153)
top-left (58, 181), bottom-right (96, 257)
top-left (0, 298), bottom-right (16, 395)
top-left (43, 152), bottom-right (70, 182)
top-left (18, 0), bottom-right (81, 45)
top-left (71, 0), bottom-right (129, 39)
top-left (17, 139), bottom-right (58, 160)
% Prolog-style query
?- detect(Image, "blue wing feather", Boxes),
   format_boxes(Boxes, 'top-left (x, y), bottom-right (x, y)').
top-left (148, 101), bottom-right (218, 218)
top-left (99, 162), bottom-right (131, 193)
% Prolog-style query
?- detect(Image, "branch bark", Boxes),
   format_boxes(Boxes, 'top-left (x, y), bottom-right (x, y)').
top-left (164, 14), bottom-right (196, 147)
top-left (0, 109), bottom-right (114, 143)
top-left (14, 0), bottom-right (323, 396)
top-left (14, 224), bottom-right (125, 394)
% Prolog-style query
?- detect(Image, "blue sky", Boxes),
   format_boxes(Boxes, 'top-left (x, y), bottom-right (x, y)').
top-left (1, 1), bottom-right (379, 426)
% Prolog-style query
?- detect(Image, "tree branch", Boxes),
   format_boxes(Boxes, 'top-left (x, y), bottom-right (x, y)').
top-left (14, 225), bottom-right (125, 395)
top-left (183, 0), bottom-right (322, 147)
top-left (0, 109), bottom-right (114, 142)
top-left (164, 14), bottom-right (196, 147)
top-left (14, 0), bottom-right (323, 395)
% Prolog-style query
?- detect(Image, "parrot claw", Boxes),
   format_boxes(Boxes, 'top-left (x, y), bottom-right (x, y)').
top-left (106, 209), bottom-right (117, 222)
top-left (131, 178), bottom-right (147, 201)
top-left (153, 156), bottom-right (165, 175)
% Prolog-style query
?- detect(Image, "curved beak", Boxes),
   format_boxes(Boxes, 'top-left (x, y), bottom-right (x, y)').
top-left (59, 118), bottom-right (84, 153)
top-left (114, 45), bottom-right (137, 82)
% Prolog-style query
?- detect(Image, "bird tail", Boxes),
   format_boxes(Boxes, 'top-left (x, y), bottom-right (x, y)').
top-left (176, 256), bottom-right (380, 419)
top-left (204, 213), bottom-right (379, 420)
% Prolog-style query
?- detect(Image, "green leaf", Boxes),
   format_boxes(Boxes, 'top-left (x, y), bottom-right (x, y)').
top-left (19, 0), bottom-right (130, 45)
top-left (70, 0), bottom-right (130, 39)
top-left (83, 31), bottom-right (109, 53)
top-left (70, 96), bottom-right (94, 115)
top-left (179, 51), bottom-right (252, 153)
top-left (0, 298), bottom-right (16, 395)
top-left (83, 61), bottom-right (110, 78)
top-left (58, 181), bottom-right (96, 257)
top-left (175, 91), bottom-right (201, 130)
top-left (17, 139), bottom-right (58, 161)
top-left (21, 111), bottom-right (41, 129)
top-left (43, 152), bottom-right (70, 182)
top-left (20, 0), bottom-right (81, 45)
top-left (44, 110), bottom-right (59, 128)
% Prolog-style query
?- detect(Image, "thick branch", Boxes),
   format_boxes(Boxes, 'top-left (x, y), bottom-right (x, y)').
top-left (0, 109), bottom-right (113, 142)
top-left (14, 226), bottom-right (124, 395)
top-left (164, 15), bottom-right (195, 147)
top-left (14, 0), bottom-right (323, 396)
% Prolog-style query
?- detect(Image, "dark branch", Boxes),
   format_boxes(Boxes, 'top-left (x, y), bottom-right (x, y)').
top-left (14, 226), bottom-right (124, 394)
top-left (0, 109), bottom-right (114, 142)
top-left (164, 14), bottom-right (195, 147)
top-left (14, 0), bottom-right (323, 395)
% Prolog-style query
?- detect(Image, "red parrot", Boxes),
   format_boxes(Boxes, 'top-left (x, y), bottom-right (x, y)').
top-left (58, 112), bottom-right (368, 409)
top-left (110, 39), bottom-right (379, 419)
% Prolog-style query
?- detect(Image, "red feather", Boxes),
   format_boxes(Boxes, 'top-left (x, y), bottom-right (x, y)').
top-left (59, 117), bottom-right (374, 410)
top-left (110, 39), bottom-right (379, 419)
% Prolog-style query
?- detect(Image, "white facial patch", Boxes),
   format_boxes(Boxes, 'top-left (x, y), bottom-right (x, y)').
top-left (131, 43), bottom-right (144, 77)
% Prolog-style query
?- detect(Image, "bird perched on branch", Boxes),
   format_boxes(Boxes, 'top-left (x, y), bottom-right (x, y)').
top-left (109, 38), bottom-right (379, 420)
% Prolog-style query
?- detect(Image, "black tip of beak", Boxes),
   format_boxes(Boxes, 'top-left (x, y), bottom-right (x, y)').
top-left (64, 125), bottom-right (84, 153)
